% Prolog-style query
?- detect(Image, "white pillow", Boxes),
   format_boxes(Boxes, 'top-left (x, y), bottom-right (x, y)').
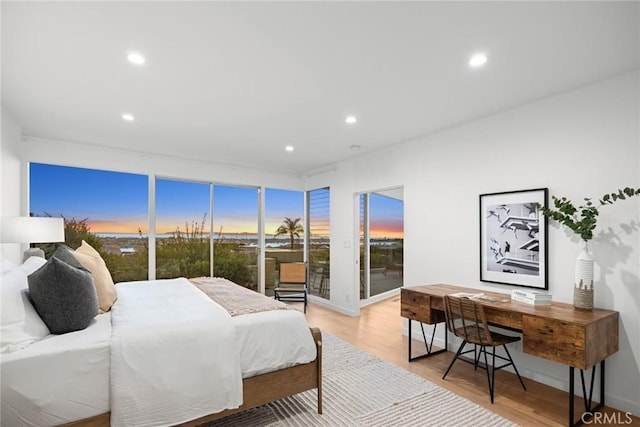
top-left (16, 256), bottom-right (47, 275)
top-left (0, 267), bottom-right (50, 353)
top-left (0, 253), bottom-right (17, 275)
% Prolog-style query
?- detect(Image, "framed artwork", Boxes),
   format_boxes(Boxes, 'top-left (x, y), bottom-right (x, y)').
top-left (479, 188), bottom-right (548, 289)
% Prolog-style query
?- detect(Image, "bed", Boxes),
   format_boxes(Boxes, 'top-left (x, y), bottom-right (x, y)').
top-left (1, 256), bottom-right (322, 427)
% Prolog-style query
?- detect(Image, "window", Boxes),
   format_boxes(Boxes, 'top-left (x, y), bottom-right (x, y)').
top-left (29, 163), bottom-right (148, 282)
top-left (29, 163), bottom-right (306, 295)
top-left (213, 184), bottom-right (259, 290)
top-left (306, 187), bottom-right (330, 299)
top-left (155, 178), bottom-right (211, 279)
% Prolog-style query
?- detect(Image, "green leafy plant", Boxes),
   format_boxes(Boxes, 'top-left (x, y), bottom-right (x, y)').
top-left (538, 187), bottom-right (640, 241)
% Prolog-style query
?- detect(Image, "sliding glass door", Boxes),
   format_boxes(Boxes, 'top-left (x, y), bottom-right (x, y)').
top-left (265, 188), bottom-right (305, 296)
top-left (213, 184), bottom-right (259, 290)
top-left (156, 181), bottom-right (260, 289)
top-left (360, 187), bottom-right (404, 300)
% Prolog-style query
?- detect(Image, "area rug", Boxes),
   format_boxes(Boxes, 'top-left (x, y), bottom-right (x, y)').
top-left (202, 334), bottom-right (517, 426)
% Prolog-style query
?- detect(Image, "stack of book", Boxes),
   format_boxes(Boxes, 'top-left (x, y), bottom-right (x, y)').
top-left (510, 289), bottom-right (552, 305)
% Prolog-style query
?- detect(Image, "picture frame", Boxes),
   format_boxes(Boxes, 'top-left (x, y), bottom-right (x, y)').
top-left (479, 188), bottom-right (548, 289)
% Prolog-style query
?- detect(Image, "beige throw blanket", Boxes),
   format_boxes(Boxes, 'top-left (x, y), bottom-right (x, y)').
top-left (190, 277), bottom-right (293, 316)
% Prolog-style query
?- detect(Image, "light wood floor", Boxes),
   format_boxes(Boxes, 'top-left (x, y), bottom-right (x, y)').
top-left (291, 296), bottom-right (637, 427)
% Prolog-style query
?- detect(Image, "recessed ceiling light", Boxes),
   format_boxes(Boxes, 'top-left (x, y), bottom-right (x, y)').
top-left (285, 145), bottom-right (294, 152)
top-left (345, 115), bottom-right (357, 124)
top-left (469, 52), bottom-right (488, 68)
top-left (127, 52), bottom-right (146, 65)
top-left (122, 113), bottom-right (135, 121)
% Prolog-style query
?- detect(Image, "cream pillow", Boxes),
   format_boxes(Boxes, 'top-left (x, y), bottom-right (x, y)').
top-left (74, 241), bottom-right (117, 313)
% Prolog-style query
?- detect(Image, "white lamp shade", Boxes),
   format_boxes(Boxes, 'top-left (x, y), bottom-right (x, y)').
top-left (0, 217), bottom-right (65, 243)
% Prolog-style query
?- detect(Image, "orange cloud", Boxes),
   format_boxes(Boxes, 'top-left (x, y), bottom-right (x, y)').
top-left (370, 229), bottom-right (404, 239)
top-left (370, 220), bottom-right (404, 239)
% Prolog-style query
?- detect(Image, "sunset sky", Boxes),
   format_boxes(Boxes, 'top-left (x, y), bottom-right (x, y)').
top-left (30, 163), bottom-right (402, 238)
top-left (369, 193), bottom-right (404, 238)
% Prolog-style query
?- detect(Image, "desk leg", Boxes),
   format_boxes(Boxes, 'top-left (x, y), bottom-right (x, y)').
top-left (570, 367), bottom-right (574, 427)
top-left (408, 319), bottom-right (447, 362)
top-left (569, 361), bottom-right (606, 427)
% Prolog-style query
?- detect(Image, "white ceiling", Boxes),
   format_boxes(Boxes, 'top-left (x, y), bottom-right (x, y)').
top-left (2, 1), bottom-right (638, 174)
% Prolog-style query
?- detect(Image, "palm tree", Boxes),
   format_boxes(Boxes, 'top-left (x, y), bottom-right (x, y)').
top-left (274, 217), bottom-right (304, 249)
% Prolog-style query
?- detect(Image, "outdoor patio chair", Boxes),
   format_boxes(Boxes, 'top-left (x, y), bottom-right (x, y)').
top-left (274, 262), bottom-right (308, 313)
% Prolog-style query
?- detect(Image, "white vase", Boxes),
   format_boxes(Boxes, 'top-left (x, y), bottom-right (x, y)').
top-left (573, 240), bottom-right (594, 310)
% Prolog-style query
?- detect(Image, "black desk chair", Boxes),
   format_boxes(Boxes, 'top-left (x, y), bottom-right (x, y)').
top-left (442, 295), bottom-right (526, 403)
top-left (274, 262), bottom-right (308, 313)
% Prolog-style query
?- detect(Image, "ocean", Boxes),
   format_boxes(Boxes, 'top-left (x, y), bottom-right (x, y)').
top-left (95, 233), bottom-right (308, 248)
top-left (97, 233), bottom-right (266, 240)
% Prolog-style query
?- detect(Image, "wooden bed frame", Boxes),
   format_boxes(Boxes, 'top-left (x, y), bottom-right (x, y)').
top-left (63, 327), bottom-right (322, 427)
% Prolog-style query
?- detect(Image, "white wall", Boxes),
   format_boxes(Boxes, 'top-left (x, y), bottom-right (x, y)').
top-left (305, 162), bottom-right (360, 316)
top-left (1, 107), bottom-right (25, 261)
top-left (314, 71), bottom-right (639, 414)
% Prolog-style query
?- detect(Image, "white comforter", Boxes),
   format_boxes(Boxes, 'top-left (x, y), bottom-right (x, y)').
top-left (234, 309), bottom-right (317, 378)
top-left (0, 313), bottom-right (111, 427)
top-left (110, 278), bottom-right (243, 427)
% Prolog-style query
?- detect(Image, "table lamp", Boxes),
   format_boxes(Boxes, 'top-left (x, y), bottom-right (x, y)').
top-left (0, 217), bottom-right (65, 261)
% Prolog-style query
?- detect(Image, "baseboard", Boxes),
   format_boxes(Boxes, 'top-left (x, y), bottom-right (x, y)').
top-left (360, 288), bottom-right (401, 307)
top-left (605, 395), bottom-right (640, 418)
top-left (308, 295), bottom-right (359, 317)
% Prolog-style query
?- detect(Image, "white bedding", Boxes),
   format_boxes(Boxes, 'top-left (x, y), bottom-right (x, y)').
top-left (0, 313), bottom-right (111, 427)
top-left (233, 309), bottom-right (317, 378)
top-left (110, 278), bottom-right (243, 427)
top-left (1, 277), bottom-right (316, 427)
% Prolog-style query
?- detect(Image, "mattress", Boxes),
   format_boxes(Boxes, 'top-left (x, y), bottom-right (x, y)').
top-left (0, 313), bottom-right (111, 427)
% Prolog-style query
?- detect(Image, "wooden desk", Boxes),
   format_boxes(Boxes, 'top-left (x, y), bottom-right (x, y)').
top-left (400, 284), bottom-right (619, 427)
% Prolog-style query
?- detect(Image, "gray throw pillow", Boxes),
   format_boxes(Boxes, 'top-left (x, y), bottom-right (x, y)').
top-left (28, 257), bottom-right (99, 334)
top-left (52, 245), bottom-right (88, 271)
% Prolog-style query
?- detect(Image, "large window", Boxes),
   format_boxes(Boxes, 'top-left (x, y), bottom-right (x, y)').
top-left (307, 187), bottom-right (330, 299)
top-left (265, 188), bottom-right (305, 296)
top-left (29, 163), bottom-right (148, 282)
top-left (155, 178), bottom-right (211, 279)
top-left (29, 163), bottom-right (308, 294)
